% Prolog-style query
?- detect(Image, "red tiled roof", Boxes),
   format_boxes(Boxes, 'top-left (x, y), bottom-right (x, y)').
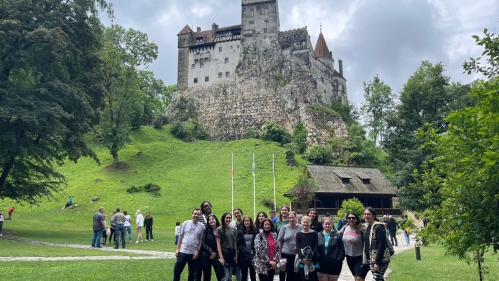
top-left (314, 32), bottom-right (331, 59)
top-left (177, 24), bottom-right (193, 36)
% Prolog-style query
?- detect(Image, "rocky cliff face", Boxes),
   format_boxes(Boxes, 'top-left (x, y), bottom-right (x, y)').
top-left (167, 38), bottom-right (348, 144)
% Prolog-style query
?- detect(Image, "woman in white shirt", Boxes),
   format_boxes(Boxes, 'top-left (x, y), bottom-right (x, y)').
top-left (123, 210), bottom-right (133, 243)
top-left (136, 210), bottom-right (144, 243)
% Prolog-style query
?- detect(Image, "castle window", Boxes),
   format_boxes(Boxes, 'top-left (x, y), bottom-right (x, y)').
top-left (196, 37), bottom-right (204, 44)
top-left (226, 72), bottom-right (230, 77)
top-left (200, 62), bottom-right (204, 68)
top-left (264, 20), bottom-right (269, 24)
top-left (191, 64), bottom-right (195, 69)
top-left (219, 47), bottom-right (222, 52)
top-left (231, 46), bottom-right (233, 49)
top-left (250, 8), bottom-right (254, 17)
top-left (264, 28), bottom-right (268, 34)
top-left (205, 76), bottom-right (209, 82)
top-left (237, 45), bottom-right (239, 48)
top-left (225, 58), bottom-right (229, 64)
top-left (363, 179), bottom-right (371, 184)
top-left (194, 78), bottom-right (198, 83)
top-left (341, 178), bottom-right (350, 184)
top-left (218, 72), bottom-right (223, 78)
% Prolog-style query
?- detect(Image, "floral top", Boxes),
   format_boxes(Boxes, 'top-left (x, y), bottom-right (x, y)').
top-left (253, 232), bottom-right (281, 275)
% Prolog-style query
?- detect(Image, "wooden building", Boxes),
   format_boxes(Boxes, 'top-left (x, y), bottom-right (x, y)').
top-left (289, 165), bottom-right (400, 216)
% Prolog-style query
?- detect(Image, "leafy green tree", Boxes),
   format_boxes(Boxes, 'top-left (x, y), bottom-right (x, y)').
top-left (292, 123), bottom-right (308, 154)
top-left (361, 75), bottom-right (395, 146)
top-left (96, 25), bottom-right (158, 167)
top-left (304, 145), bottom-right (332, 164)
top-left (289, 170), bottom-right (318, 210)
top-left (420, 29), bottom-right (499, 280)
top-left (337, 198), bottom-right (365, 219)
top-left (0, 0), bottom-right (112, 202)
top-left (259, 120), bottom-right (291, 145)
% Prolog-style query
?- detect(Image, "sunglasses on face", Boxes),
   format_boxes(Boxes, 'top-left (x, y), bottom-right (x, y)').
top-left (347, 217), bottom-right (356, 220)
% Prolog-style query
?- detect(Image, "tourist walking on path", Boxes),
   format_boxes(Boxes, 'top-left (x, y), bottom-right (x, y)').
top-left (363, 207), bottom-right (390, 281)
top-left (109, 209), bottom-right (117, 244)
top-left (216, 212), bottom-right (238, 281)
top-left (275, 205), bottom-right (290, 233)
top-left (237, 215), bottom-right (259, 281)
top-left (8, 207), bottom-right (14, 219)
top-left (253, 218), bottom-right (281, 281)
top-left (296, 216), bottom-right (319, 281)
top-left (317, 218), bottom-right (344, 281)
top-left (173, 208), bottom-right (205, 281)
top-left (308, 209), bottom-right (323, 233)
top-left (91, 207), bottom-right (106, 248)
top-left (197, 214), bottom-right (223, 281)
top-left (400, 215), bottom-right (410, 246)
top-left (0, 210), bottom-right (4, 236)
top-left (386, 216), bottom-right (398, 246)
top-left (230, 208), bottom-right (244, 230)
top-left (277, 211), bottom-right (302, 281)
top-left (144, 212), bottom-right (154, 241)
top-left (112, 208), bottom-right (126, 249)
top-left (135, 210), bottom-right (144, 243)
top-left (340, 212), bottom-right (369, 281)
top-left (123, 210), bottom-right (132, 243)
top-left (199, 201), bottom-right (213, 227)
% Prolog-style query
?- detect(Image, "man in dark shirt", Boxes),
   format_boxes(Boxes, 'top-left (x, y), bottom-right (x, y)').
top-left (92, 207), bottom-right (106, 248)
top-left (386, 215), bottom-right (398, 246)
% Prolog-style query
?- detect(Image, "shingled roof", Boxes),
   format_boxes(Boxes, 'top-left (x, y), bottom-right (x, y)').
top-left (305, 165), bottom-right (397, 195)
top-left (314, 32), bottom-right (332, 59)
top-left (177, 24), bottom-right (193, 36)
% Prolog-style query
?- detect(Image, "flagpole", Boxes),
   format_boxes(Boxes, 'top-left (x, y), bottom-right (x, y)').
top-left (253, 153), bottom-right (256, 219)
top-left (232, 152), bottom-right (234, 213)
top-left (273, 153), bottom-right (276, 212)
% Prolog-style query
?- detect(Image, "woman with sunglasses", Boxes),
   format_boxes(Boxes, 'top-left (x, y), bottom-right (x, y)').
top-left (340, 212), bottom-right (369, 281)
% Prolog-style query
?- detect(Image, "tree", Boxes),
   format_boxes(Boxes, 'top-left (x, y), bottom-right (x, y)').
top-left (0, 0), bottom-right (112, 203)
top-left (292, 123), bottom-right (308, 154)
top-left (96, 25), bottom-right (158, 167)
top-left (337, 198), bottom-right (365, 219)
top-left (420, 29), bottom-right (499, 280)
top-left (259, 120), bottom-right (291, 145)
top-left (361, 74), bottom-right (395, 145)
top-left (383, 61), bottom-right (454, 210)
top-left (289, 171), bottom-right (318, 211)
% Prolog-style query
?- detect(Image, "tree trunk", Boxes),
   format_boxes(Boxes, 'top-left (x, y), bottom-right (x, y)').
top-left (111, 143), bottom-right (119, 167)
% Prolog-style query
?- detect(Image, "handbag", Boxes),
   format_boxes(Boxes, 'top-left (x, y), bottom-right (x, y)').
top-left (199, 251), bottom-right (211, 267)
top-left (106, 228), bottom-right (111, 236)
top-left (386, 238), bottom-right (395, 256)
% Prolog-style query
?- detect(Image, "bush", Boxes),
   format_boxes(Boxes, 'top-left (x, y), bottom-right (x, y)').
top-left (292, 123), bottom-right (308, 154)
top-left (260, 120), bottom-right (291, 145)
top-left (261, 198), bottom-right (274, 210)
top-left (170, 119), bottom-right (206, 142)
top-left (337, 197), bottom-right (365, 218)
top-left (126, 183), bottom-right (161, 196)
top-left (305, 144), bottom-right (332, 164)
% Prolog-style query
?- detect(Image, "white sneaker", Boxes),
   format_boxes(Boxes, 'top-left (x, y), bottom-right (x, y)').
top-left (135, 241), bottom-right (139, 243)
top-left (145, 239), bottom-right (148, 241)
top-left (151, 239), bottom-right (153, 241)
top-left (0, 234), bottom-right (3, 236)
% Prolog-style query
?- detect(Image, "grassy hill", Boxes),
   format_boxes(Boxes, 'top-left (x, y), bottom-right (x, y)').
top-left (0, 126), bottom-right (306, 250)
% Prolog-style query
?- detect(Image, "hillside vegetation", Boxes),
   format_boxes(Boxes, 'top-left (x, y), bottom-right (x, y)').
top-left (0, 126), bottom-right (306, 246)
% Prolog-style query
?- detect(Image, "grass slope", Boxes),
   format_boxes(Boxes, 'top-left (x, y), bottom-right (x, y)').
top-left (1, 126), bottom-right (306, 249)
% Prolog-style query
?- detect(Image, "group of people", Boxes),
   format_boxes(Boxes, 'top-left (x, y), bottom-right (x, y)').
top-left (91, 207), bottom-right (154, 249)
top-left (174, 202), bottom-right (392, 281)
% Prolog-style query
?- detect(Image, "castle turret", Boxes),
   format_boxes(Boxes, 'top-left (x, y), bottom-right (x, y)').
top-left (241, 0), bottom-right (280, 46)
top-left (177, 25), bottom-right (193, 91)
top-left (314, 30), bottom-right (334, 71)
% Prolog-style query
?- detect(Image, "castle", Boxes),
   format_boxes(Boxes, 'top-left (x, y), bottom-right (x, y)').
top-left (176, 0), bottom-right (347, 105)
top-left (169, 0), bottom-right (349, 143)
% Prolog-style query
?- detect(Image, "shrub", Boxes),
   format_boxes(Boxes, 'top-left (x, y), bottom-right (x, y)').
top-left (261, 198), bottom-right (274, 210)
top-left (337, 197), bottom-right (365, 218)
top-left (305, 144), bottom-right (332, 164)
top-left (244, 126), bottom-right (255, 139)
top-left (170, 120), bottom-right (206, 142)
top-left (260, 120), bottom-right (291, 145)
top-left (126, 183), bottom-right (161, 196)
top-left (292, 123), bottom-right (308, 154)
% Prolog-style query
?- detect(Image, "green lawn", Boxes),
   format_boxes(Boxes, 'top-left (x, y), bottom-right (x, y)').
top-left (0, 239), bottom-right (146, 257)
top-left (389, 245), bottom-right (499, 281)
top-left (0, 259), bottom-right (179, 281)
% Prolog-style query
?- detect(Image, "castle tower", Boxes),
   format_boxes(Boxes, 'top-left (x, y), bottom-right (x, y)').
top-left (314, 30), bottom-right (334, 71)
top-left (177, 25), bottom-right (193, 91)
top-left (241, 0), bottom-right (280, 46)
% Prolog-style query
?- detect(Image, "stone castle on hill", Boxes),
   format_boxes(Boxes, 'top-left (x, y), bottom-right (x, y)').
top-left (167, 0), bottom-right (349, 143)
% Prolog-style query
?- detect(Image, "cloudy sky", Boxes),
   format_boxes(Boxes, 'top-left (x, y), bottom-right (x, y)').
top-left (102, 0), bottom-right (498, 106)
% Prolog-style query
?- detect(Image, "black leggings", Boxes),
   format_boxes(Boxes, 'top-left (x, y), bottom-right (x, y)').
top-left (109, 228), bottom-right (116, 243)
top-left (346, 255), bottom-right (369, 279)
top-left (279, 253), bottom-right (300, 281)
top-left (146, 226), bottom-right (153, 240)
top-left (239, 258), bottom-right (257, 281)
top-left (258, 269), bottom-right (275, 281)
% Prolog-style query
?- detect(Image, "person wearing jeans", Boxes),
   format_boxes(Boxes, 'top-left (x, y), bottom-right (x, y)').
top-left (91, 207), bottom-right (105, 248)
top-left (173, 208), bottom-right (205, 281)
top-left (111, 208), bottom-right (126, 249)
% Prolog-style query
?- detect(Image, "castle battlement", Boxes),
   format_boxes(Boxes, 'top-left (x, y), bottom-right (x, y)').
top-left (242, 0), bottom-right (277, 6)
